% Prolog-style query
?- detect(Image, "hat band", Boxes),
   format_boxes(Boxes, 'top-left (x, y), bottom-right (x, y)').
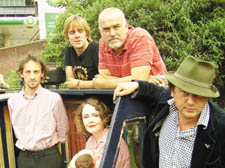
top-left (174, 72), bottom-right (211, 88)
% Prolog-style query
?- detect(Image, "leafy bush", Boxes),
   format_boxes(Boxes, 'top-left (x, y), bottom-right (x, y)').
top-left (40, 0), bottom-right (225, 107)
top-left (6, 70), bottom-right (21, 89)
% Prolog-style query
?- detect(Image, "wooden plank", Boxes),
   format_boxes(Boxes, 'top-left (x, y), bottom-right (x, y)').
top-left (4, 106), bottom-right (16, 168)
top-left (0, 102), bottom-right (8, 168)
top-left (0, 127), bottom-right (5, 168)
top-left (65, 137), bottom-right (70, 166)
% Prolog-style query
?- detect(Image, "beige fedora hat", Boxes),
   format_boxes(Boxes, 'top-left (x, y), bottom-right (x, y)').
top-left (165, 56), bottom-right (219, 98)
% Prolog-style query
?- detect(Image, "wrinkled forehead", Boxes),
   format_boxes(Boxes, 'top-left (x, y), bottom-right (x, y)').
top-left (101, 20), bottom-right (125, 29)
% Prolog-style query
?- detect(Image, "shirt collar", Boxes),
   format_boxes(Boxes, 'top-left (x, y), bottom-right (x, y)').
top-left (99, 128), bottom-right (109, 143)
top-left (21, 85), bottom-right (42, 99)
top-left (93, 128), bottom-right (109, 144)
top-left (167, 98), bottom-right (175, 106)
top-left (197, 102), bottom-right (210, 129)
top-left (167, 98), bottom-right (178, 120)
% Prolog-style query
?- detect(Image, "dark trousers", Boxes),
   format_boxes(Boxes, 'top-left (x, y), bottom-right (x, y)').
top-left (17, 145), bottom-right (64, 168)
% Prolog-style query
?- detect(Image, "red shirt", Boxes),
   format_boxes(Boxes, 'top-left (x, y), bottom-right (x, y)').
top-left (99, 26), bottom-right (167, 77)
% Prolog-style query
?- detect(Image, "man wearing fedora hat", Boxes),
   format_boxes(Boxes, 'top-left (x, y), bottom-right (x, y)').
top-left (113, 56), bottom-right (225, 168)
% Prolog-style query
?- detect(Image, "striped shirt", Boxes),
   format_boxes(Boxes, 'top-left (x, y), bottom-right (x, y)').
top-left (159, 98), bottom-right (210, 168)
top-left (7, 85), bottom-right (69, 151)
top-left (98, 26), bottom-right (167, 77)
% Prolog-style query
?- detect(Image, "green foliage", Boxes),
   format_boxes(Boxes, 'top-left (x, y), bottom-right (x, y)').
top-left (6, 70), bottom-right (21, 89)
top-left (40, 0), bottom-right (225, 107)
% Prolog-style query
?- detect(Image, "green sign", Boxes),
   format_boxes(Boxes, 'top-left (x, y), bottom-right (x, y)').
top-left (45, 13), bottom-right (60, 38)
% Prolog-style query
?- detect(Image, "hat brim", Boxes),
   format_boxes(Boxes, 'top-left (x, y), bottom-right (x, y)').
top-left (165, 71), bottom-right (220, 98)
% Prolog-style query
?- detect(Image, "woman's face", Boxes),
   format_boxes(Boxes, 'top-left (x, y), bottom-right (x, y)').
top-left (82, 104), bottom-right (105, 139)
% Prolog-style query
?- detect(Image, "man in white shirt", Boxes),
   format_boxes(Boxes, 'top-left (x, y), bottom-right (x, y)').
top-left (8, 55), bottom-right (69, 168)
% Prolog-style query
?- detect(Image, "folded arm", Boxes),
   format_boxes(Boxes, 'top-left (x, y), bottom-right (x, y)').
top-left (93, 66), bottom-right (150, 89)
top-left (64, 66), bottom-right (94, 89)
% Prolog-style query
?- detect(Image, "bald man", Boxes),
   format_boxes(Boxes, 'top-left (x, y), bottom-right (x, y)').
top-left (93, 7), bottom-right (167, 89)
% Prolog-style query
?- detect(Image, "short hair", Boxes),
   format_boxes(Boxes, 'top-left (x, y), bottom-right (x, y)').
top-left (98, 7), bottom-right (126, 25)
top-left (75, 97), bottom-right (112, 138)
top-left (18, 55), bottom-right (47, 79)
top-left (63, 15), bottom-right (92, 42)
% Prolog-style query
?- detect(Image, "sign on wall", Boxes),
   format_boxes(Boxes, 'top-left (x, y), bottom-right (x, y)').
top-left (45, 13), bottom-right (60, 38)
top-left (37, 0), bottom-right (64, 39)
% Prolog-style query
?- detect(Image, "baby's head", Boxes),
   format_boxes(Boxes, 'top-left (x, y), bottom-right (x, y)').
top-left (72, 149), bottom-right (95, 168)
top-left (75, 153), bottom-right (94, 168)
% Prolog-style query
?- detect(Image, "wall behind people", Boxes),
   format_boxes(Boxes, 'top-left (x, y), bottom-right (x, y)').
top-left (0, 40), bottom-right (46, 76)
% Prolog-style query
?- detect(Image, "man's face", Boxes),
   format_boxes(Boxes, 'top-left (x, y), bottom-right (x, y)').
top-left (171, 87), bottom-right (208, 124)
top-left (20, 60), bottom-right (44, 90)
top-left (67, 25), bottom-right (89, 51)
top-left (99, 13), bottom-right (128, 53)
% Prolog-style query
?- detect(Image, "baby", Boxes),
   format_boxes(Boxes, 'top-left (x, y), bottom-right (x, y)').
top-left (68, 149), bottom-right (95, 168)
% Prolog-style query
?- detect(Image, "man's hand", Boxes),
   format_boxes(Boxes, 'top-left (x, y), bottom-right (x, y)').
top-left (64, 78), bottom-right (80, 89)
top-left (113, 82), bottom-right (139, 101)
top-left (149, 75), bottom-right (166, 86)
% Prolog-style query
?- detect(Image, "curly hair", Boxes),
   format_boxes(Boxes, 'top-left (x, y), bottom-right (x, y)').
top-left (75, 97), bottom-right (112, 139)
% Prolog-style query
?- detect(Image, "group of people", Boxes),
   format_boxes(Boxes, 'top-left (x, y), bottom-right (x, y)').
top-left (63, 7), bottom-right (167, 90)
top-left (6, 6), bottom-right (225, 168)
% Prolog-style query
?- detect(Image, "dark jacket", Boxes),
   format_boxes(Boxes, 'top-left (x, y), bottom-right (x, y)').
top-left (134, 81), bottom-right (225, 168)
